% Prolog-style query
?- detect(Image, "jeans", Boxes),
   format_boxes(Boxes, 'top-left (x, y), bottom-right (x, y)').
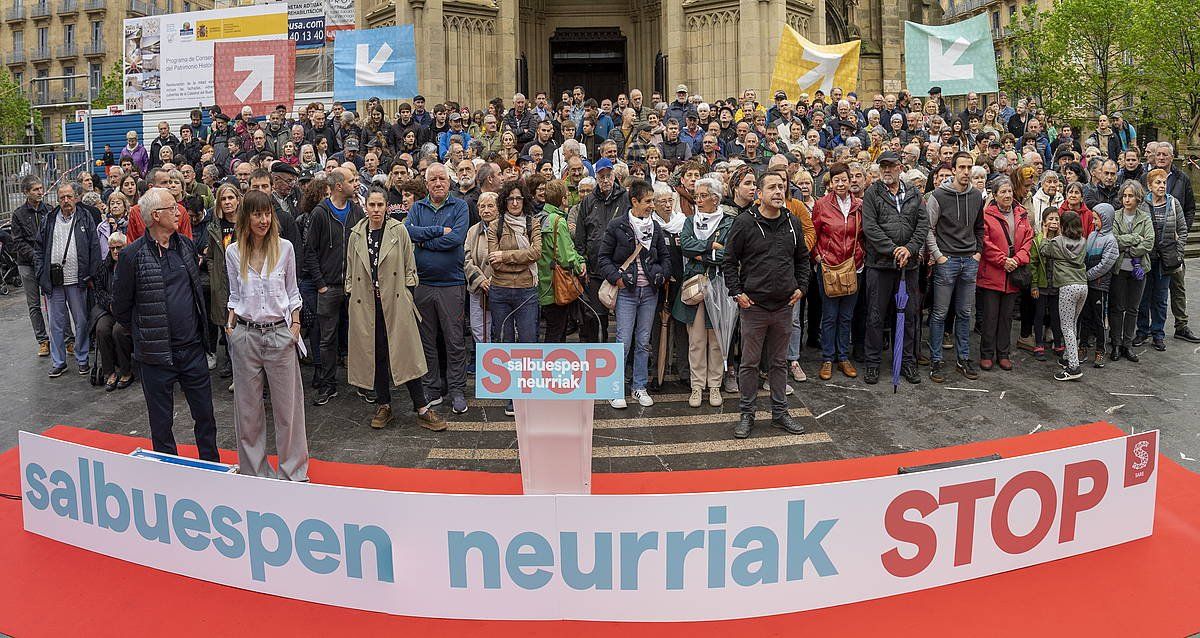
top-left (314, 285), bottom-right (344, 392)
top-left (18, 264), bottom-right (48, 343)
top-left (737, 304), bottom-right (791, 418)
top-left (819, 275), bottom-right (857, 362)
top-left (928, 256), bottom-right (978, 362)
top-left (47, 284), bottom-right (90, 368)
top-left (788, 298), bottom-right (805, 361)
top-left (489, 285), bottom-right (540, 343)
top-left (1108, 270), bottom-right (1145, 348)
top-left (615, 285), bottom-right (657, 391)
top-left (140, 342), bottom-right (219, 461)
top-left (1137, 260), bottom-right (1171, 339)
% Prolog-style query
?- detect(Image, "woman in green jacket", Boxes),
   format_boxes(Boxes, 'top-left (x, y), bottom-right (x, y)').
top-left (674, 176), bottom-right (735, 408)
top-left (1108, 180), bottom-right (1155, 362)
top-left (538, 179), bottom-right (586, 342)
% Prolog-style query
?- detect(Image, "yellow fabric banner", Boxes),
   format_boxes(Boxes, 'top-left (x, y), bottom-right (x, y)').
top-left (770, 26), bottom-right (861, 99)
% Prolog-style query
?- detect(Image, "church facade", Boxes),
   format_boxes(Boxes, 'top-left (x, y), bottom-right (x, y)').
top-left (360, 0), bottom-right (939, 106)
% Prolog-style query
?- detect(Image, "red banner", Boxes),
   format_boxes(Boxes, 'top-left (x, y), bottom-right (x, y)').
top-left (213, 39), bottom-right (295, 116)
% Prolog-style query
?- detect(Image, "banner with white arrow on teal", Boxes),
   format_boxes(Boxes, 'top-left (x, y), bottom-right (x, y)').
top-left (333, 25), bottom-right (418, 101)
top-left (904, 14), bottom-right (998, 96)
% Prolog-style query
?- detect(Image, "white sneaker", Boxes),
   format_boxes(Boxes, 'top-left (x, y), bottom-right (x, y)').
top-left (632, 388), bottom-right (654, 407)
top-left (688, 387), bottom-right (703, 408)
top-left (708, 387), bottom-right (723, 407)
top-left (610, 397), bottom-right (628, 409)
top-left (790, 361), bottom-right (807, 382)
top-left (207, 353), bottom-right (217, 370)
top-left (762, 380), bottom-right (795, 395)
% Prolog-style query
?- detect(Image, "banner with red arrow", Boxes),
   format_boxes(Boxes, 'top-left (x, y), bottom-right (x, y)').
top-left (213, 39), bottom-right (297, 115)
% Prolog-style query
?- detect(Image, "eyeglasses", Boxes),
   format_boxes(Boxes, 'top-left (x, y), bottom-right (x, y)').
top-left (506, 196), bottom-right (524, 203)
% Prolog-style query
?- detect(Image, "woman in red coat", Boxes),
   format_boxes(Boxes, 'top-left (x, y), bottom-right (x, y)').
top-left (977, 176), bottom-right (1034, 369)
top-left (810, 163), bottom-right (864, 380)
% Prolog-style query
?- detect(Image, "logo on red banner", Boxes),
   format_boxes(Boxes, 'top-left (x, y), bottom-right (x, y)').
top-left (1124, 430), bottom-right (1157, 487)
top-left (213, 40), bottom-right (295, 114)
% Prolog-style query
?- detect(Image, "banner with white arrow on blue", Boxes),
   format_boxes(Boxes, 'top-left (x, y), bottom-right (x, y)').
top-left (903, 14), bottom-right (998, 96)
top-left (333, 25), bottom-right (418, 101)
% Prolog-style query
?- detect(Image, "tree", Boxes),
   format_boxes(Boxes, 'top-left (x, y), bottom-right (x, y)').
top-left (91, 61), bottom-right (124, 110)
top-left (1129, 0), bottom-right (1200, 144)
top-left (0, 72), bottom-right (34, 145)
top-left (998, 5), bottom-right (1067, 116)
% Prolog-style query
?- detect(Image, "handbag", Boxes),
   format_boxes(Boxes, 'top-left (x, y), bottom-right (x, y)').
top-left (680, 273), bottom-right (709, 305)
top-left (599, 243), bottom-right (642, 310)
top-left (49, 217), bottom-right (75, 288)
top-left (547, 217), bottom-right (584, 305)
top-left (999, 217), bottom-right (1031, 289)
top-left (820, 213), bottom-right (859, 297)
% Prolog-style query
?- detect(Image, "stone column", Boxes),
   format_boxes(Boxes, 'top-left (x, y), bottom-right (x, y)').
top-left (497, 0), bottom-right (519, 98)
top-left (404, 0), bottom-right (447, 101)
top-left (879, 0), bottom-right (902, 95)
top-left (737, 0), bottom-right (762, 93)
top-left (664, 0), bottom-right (685, 90)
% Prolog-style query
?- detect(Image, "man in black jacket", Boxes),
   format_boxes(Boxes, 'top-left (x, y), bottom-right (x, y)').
top-left (303, 166), bottom-right (364, 405)
top-left (574, 158), bottom-right (629, 343)
top-left (11, 175), bottom-right (51, 355)
top-left (148, 121), bottom-right (180, 170)
top-left (861, 150), bottom-right (929, 385)
top-left (504, 93), bottom-right (538, 147)
top-left (723, 171), bottom-right (810, 439)
top-left (112, 187), bottom-right (218, 461)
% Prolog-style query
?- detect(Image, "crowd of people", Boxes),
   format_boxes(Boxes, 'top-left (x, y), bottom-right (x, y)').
top-left (4, 80), bottom-right (1195, 465)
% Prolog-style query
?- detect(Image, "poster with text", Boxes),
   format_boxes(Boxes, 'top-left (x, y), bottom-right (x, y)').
top-left (123, 4), bottom-right (288, 112)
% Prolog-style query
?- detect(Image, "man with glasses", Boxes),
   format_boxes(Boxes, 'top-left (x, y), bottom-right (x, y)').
top-left (37, 182), bottom-right (100, 377)
top-left (113, 187), bottom-right (218, 462)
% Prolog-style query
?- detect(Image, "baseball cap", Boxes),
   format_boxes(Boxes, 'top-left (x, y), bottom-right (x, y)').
top-left (449, 112), bottom-right (462, 121)
top-left (774, 90), bottom-right (787, 100)
top-left (876, 150), bottom-right (901, 165)
top-left (676, 84), bottom-right (688, 93)
top-left (344, 136), bottom-right (360, 151)
top-left (594, 158), bottom-right (614, 173)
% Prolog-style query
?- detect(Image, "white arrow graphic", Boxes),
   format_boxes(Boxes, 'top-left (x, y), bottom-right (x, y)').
top-left (928, 34), bottom-right (974, 81)
top-left (794, 48), bottom-right (843, 95)
top-left (355, 42), bottom-right (394, 87)
top-left (233, 55), bottom-right (275, 102)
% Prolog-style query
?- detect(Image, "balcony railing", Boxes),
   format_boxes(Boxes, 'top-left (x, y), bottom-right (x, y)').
top-left (4, 50), bottom-right (26, 65)
top-left (55, 42), bottom-right (77, 58)
top-left (31, 2), bottom-right (51, 18)
top-left (83, 40), bottom-right (105, 56)
top-left (31, 45), bottom-right (51, 61)
top-left (56, 0), bottom-right (77, 14)
top-left (83, 0), bottom-right (104, 11)
top-left (127, 0), bottom-right (158, 15)
top-left (4, 4), bottom-right (25, 22)
top-left (942, 0), bottom-right (997, 20)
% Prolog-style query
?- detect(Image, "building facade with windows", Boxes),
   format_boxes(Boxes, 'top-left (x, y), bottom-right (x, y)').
top-left (361, 0), bottom-right (941, 108)
top-left (1, 0), bottom-right (212, 143)
top-left (939, 0), bottom-right (1049, 62)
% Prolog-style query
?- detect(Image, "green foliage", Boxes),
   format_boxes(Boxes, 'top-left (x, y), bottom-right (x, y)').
top-left (91, 61), bottom-right (124, 110)
top-left (998, 5), bottom-right (1067, 115)
top-left (0, 72), bottom-right (34, 145)
top-left (1128, 0), bottom-right (1200, 144)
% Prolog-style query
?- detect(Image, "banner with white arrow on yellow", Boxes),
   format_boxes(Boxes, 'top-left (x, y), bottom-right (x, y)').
top-left (770, 26), bottom-right (861, 101)
top-left (903, 14), bottom-right (998, 96)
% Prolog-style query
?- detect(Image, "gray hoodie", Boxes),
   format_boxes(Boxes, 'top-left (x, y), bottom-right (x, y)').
top-left (1084, 203), bottom-right (1119, 291)
top-left (925, 181), bottom-right (985, 261)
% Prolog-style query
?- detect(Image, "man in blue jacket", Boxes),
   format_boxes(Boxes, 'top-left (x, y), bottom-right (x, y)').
top-left (37, 182), bottom-right (100, 377)
top-left (405, 163), bottom-right (471, 415)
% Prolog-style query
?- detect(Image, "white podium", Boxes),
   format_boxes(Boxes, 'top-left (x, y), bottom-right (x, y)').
top-left (475, 343), bottom-right (624, 496)
top-left (513, 399), bottom-right (594, 494)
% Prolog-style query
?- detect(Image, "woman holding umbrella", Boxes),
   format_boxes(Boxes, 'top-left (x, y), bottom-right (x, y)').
top-left (676, 176), bottom-right (734, 408)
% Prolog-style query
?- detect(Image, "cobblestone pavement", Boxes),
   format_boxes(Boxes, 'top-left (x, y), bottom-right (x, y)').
top-left (1, 267), bottom-right (1197, 474)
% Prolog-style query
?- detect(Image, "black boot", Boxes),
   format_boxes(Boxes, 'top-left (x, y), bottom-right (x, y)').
top-left (1120, 346), bottom-right (1139, 363)
top-left (1108, 346), bottom-right (1120, 362)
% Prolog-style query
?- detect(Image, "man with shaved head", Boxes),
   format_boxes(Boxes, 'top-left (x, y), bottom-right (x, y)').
top-left (405, 163), bottom-right (472, 414)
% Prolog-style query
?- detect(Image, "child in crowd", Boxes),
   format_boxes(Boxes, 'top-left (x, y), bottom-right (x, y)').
top-left (1044, 210), bottom-right (1089, 381)
top-left (1080, 203), bottom-right (1118, 367)
top-left (1029, 209), bottom-right (1062, 361)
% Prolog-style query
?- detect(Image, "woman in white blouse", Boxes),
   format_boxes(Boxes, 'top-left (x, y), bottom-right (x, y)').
top-left (224, 190), bottom-right (309, 481)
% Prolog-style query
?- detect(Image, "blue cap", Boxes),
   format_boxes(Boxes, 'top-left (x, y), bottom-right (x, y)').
top-left (594, 158), bottom-right (614, 172)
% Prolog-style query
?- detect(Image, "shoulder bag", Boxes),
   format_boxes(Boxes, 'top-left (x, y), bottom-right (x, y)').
top-left (599, 243), bottom-right (642, 310)
top-left (547, 216), bottom-right (584, 305)
top-left (820, 212), bottom-right (858, 297)
top-left (999, 217), bottom-right (1032, 289)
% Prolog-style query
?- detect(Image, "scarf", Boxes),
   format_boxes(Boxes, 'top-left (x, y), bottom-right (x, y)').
top-left (504, 214), bottom-right (538, 279)
top-left (692, 210), bottom-right (723, 242)
top-left (653, 208), bottom-right (686, 235)
top-left (628, 212), bottom-right (655, 250)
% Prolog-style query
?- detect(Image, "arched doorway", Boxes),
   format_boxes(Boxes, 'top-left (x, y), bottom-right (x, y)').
top-left (549, 27), bottom-right (627, 100)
